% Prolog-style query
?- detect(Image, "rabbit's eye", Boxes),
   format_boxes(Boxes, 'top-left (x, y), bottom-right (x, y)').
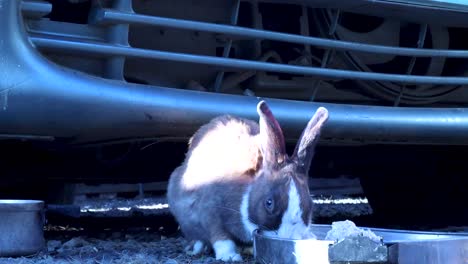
top-left (264, 197), bottom-right (274, 213)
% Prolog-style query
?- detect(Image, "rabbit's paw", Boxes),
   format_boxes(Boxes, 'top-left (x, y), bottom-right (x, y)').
top-left (213, 240), bottom-right (243, 262)
top-left (185, 240), bottom-right (206, 256)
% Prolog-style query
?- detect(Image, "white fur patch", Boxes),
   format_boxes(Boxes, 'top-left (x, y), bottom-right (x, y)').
top-left (213, 240), bottom-right (243, 261)
top-left (182, 120), bottom-right (260, 190)
top-left (187, 240), bottom-right (204, 255)
top-left (240, 186), bottom-right (259, 242)
top-left (270, 181), bottom-right (315, 239)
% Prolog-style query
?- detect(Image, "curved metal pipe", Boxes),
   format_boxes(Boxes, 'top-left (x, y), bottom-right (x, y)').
top-left (1, 0), bottom-right (468, 145)
top-left (31, 36), bottom-right (468, 86)
top-left (91, 8), bottom-right (468, 58)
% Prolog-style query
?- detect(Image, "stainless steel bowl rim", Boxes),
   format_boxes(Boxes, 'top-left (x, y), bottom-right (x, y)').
top-left (253, 229), bottom-right (334, 243)
top-left (0, 200), bottom-right (44, 211)
top-left (254, 224), bottom-right (468, 244)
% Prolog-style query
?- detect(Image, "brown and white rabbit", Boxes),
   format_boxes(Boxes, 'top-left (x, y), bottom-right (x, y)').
top-left (167, 100), bottom-right (329, 261)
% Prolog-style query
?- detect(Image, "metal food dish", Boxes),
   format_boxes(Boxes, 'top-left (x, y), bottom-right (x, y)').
top-left (253, 224), bottom-right (468, 264)
top-left (309, 224), bottom-right (468, 244)
top-left (0, 200), bottom-right (45, 257)
top-left (253, 230), bottom-right (333, 264)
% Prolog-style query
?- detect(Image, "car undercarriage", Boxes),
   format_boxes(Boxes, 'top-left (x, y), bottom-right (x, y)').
top-left (0, 0), bottom-right (467, 228)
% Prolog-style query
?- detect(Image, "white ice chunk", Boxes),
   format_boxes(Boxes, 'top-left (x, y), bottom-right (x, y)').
top-left (325, 220), bottom-right (382, 243)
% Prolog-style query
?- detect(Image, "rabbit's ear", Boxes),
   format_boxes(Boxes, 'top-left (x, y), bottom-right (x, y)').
top-left (292, 107), bottom-right (329, 174)
top-left (257, 101), bottom-right (287, 166)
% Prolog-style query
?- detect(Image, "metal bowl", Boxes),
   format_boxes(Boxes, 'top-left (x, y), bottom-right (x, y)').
top-left (0, 200), bottom-right (45, 257)
top-left (253, 224), bottom-right (468, 264)
top-left (253, 230), bottom-right (334, 264)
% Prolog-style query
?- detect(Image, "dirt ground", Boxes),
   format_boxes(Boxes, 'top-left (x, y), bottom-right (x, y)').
top-left (0, 195), bottom-right (371, 264)
top-left (0, 229), bottom-right (254, 264)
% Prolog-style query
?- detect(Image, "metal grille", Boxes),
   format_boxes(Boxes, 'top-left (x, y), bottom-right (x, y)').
top-left (21, 0), bottom-right (468, 106)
